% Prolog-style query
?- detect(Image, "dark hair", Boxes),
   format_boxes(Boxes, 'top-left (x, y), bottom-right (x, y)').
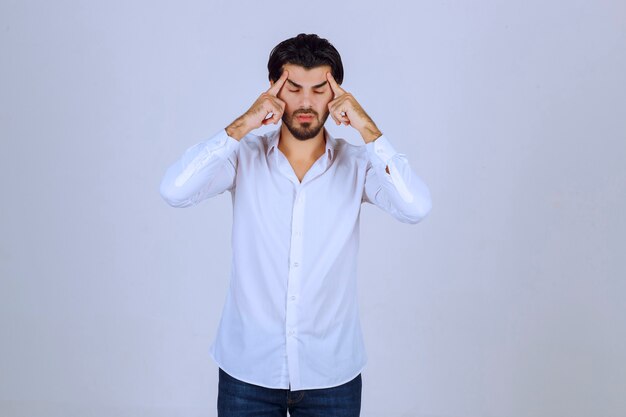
top-left (267, 33), bottom-right (344, 84)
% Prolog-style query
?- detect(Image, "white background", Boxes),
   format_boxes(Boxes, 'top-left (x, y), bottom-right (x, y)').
top-left (1, 1), bottom-right (625, 416)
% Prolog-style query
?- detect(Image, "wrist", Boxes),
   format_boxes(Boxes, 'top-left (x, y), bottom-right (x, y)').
top-left (360, 125), bottom-right (382, 144)
top-left (226, 116), bottom-right (252, 141)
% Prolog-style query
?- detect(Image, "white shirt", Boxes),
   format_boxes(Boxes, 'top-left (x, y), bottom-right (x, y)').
top-left (160, 127), bottom-right (431, 390)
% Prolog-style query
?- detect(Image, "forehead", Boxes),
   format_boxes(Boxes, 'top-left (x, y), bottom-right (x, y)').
top-left (283, 63), bottom-right (331, 86)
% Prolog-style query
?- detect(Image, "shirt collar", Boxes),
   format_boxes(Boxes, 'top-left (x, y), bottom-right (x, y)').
top-left (266, 128), bottom-right (336, 161)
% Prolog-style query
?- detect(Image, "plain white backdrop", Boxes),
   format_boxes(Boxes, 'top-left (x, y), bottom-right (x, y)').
top-left (1, 1), bottom-right (625, 416)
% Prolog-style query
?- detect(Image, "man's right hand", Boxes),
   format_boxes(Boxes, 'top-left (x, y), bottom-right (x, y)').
top-left (225, 70), bottom-right (289, 140)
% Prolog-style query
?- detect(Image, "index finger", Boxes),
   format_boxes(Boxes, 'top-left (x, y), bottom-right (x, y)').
top-left (326, 72), bottom-right (345, 97)
top-left (267, 70), bottom-right (289, 96)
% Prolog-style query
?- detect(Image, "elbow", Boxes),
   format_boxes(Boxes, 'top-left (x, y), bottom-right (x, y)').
top-left (403, 199), bottom-right (432, 224)
top-left (159, 179), bottom-right (192, 208)
top-left (388, 171), bottom-right (432, 224)
top-left (401, 191), bottom-right (432, 224)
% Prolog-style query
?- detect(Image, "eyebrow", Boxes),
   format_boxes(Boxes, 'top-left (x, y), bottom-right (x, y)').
top-left (287, 80), bottom-right (328, 89)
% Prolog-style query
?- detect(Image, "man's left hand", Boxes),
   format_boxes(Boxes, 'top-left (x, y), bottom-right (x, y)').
top-left (326, 72), bottom-right (382, 143)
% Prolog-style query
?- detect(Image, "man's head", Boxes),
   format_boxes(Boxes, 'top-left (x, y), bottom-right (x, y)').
top-left (268, 33), bottom-right (343, 85)
top-left (267, 34), bottom-right (344, 140)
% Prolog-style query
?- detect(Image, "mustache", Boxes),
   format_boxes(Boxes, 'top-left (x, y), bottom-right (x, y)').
top-left (293, 109), bottom-right (319, 117)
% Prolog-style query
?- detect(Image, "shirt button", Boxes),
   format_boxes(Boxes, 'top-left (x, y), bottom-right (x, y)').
top-left (293, 262), bottom-right (299, 268)
top-left (290, 295), bottom-right (296, 301)
top-left (287, 330), bottom-right (295, 336)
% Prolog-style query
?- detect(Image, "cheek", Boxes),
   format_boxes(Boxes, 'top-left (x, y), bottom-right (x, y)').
top-left (316, 95), bottom-right (333, 112)
top-left (280, 97), bottom-right (297, 113)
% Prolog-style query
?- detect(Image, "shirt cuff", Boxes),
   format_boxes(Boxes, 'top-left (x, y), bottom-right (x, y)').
top-left (206, 128), bottom-right (239, 158)
top-left (365, 135), bottom-right (398, 165)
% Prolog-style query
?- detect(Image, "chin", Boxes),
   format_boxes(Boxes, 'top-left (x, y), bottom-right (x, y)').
top-left (284, 121), bottom-right (323, 141)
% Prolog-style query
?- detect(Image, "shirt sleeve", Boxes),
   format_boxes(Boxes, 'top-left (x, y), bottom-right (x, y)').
top-left (159, 129), bottom-right (240, 208)
top-left (362, 135), bottom-right (432, 224)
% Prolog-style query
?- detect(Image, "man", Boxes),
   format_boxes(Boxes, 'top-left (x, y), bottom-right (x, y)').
top-left (160, 33), bottom-right (431, 417)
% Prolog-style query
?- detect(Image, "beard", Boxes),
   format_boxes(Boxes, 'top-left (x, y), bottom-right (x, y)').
top-left (282, 108), bottom-right (330, 140)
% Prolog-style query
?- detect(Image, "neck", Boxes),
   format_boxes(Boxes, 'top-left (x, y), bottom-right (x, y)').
top-left (277, 124), bottom-right (326, 161)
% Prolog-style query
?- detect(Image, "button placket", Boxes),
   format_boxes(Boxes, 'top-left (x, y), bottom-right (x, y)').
top-left (285, 187), bottom-right (306, 386)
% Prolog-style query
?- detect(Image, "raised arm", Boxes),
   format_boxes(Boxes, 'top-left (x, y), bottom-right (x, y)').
top-left (325, 72), bottom-right (432, 223)
top-left (159, 71), bottom-right (290, 207)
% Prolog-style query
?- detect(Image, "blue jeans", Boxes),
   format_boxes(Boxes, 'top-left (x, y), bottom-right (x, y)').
top-left (217, 368), bottom-right (362, 417)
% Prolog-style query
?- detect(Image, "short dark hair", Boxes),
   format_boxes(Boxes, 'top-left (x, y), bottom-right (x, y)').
top-left (267, 33), bottom-right (344, 84)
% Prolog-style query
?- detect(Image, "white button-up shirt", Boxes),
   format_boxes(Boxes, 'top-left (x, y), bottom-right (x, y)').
top-left (160, 127), bottom-right (431, 390)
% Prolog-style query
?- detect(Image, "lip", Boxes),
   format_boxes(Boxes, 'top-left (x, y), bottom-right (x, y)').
top-left (296, 114), bottom-right (315, 121)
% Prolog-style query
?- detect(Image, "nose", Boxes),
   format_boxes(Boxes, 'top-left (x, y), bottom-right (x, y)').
top-left (299, 90), bottom-right (312, 108)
